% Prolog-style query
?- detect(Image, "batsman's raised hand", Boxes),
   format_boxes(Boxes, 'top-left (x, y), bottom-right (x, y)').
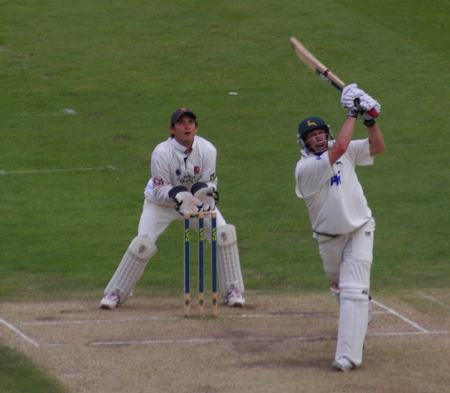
top-left (359, 93), bottom-right (381, 126)
top-left (192, 183), bottom-right (218, 212)
top-left (340, 83), bottom-right (365, 109)
top-left (359, 93), bottom-right (381, 116)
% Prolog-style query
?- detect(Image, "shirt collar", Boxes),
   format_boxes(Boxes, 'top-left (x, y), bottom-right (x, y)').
top-left (170, 136), bottom-right (197, 154)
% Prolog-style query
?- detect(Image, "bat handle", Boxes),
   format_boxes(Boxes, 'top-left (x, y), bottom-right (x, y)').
top-left (368, 108), bottom-right (379, 118)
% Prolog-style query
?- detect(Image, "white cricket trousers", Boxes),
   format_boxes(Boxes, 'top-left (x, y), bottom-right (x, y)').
top-left (138, 199), bottom-right (227, 242)
top-left (313, 218), bottom-right (375, 288)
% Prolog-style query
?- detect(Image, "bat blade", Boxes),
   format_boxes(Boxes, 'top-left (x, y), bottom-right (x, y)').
top-left (289, 36), bottom-right (346, 91)
top-left (289, 36), bottom-right (379, 118)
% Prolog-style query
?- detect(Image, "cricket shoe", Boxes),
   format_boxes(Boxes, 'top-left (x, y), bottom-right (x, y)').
top-left (225, 286), bottom-right (245, 307)
top-left (100, 292), bottom-right (120, 310)
top-left (332, 357), bottom-right (355, 372)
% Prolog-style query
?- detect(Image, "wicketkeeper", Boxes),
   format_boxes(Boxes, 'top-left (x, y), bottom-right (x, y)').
top-left (100, 108), bottom-right (245, 309)
top-left (294, 84), bottom-right (385, 371)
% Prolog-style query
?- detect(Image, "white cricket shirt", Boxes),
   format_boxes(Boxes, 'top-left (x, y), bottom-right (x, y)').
top-left (144, 136), bottom-right (218, 206)
top-left (295, 139), bottom-right (374, 235)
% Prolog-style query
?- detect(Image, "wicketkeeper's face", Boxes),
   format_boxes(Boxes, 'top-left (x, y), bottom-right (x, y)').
top-left (171, 115), bottom-right (198, 147)
top-left (305, 129), bottom-right (329, 153)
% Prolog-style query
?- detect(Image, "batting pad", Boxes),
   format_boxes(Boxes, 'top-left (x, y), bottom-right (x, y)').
top-left (335, 283), bottom-right (369, 367)
top-left (217, 224), bottom-right (245, 299)
top-left (104, 235), bottom-right (157, 304)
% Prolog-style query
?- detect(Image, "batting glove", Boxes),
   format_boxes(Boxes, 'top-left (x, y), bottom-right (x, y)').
top-left (191, 183), bottom-right (218, 212)
top-left (362, 112), bottom-right (376, 127)
top-left (358, 93), bottom-right (381, 126)
top-left (347, 107), bottom-right (359, 119)
top-left (340, 83), bottom-right (365, 109)
top-left (358, 93), bottom-right (381, 114)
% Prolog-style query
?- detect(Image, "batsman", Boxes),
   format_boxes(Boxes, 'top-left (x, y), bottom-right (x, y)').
top-left (100, 108), bottom-right (245, 310)
top-left (294, 84), bottom-right (385, 371)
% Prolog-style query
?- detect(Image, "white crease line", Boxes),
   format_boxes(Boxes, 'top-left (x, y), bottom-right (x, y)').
top-left (370, 331), bottom-right (449, 337)
top-left (372, 299), bottom-right (429, 333)
top-left (0, 317), bottom-right (40, 347)
top-left (88, 334), bottom-right (336, 347)
top-left (20, 316), bottom-right (179, 326)
top-left (417, 291), bottom-right (450, 311)
top-left (0, 165), bottom-right (117, 176)
top-left (88, 329), bottom-right (450, 348)
top-left (19, 310), bottom-right (390, 327)
top-left (19, 312), bottom-right (337, 326)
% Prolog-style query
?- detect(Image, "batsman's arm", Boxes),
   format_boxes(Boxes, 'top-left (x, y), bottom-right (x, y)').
top-left (367, 123), bottom-right (385, 156)
top-left (328, 117), bottom-right (357, 165)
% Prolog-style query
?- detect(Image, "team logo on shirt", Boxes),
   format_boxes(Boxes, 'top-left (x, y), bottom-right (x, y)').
top-left (176, 168), bottom-right (196, 184)
top-left (330, 171), bottom-right (341, 186)
top-left (194, 166), bottom-right (200, 174)
top-left (179, 173), bottom-right (195, 183)
top-left (153, 177), bottom-right (165, 186)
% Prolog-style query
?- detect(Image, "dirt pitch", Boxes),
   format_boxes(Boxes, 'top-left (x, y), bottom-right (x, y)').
top-left (1, 291), bottom-right (449, 393)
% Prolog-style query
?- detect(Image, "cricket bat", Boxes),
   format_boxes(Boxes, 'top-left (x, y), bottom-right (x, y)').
top-left (289, 36), bottom-right (378, 117)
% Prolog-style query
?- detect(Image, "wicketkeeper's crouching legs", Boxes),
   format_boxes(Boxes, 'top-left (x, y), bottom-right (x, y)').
top-left (216, 224), bottom-right (245, 306)
top-left (100, 235), bottom-right (157, 309)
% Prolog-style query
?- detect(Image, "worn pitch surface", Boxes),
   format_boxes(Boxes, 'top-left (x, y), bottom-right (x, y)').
top-left (1, 292), bottom-right (449, 393)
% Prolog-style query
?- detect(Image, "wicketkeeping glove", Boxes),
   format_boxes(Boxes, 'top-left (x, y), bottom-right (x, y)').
top-left (191, 183), bottom-right (219, 212)
top-left (169, 186), bottom-right (203, 216)
top-left (340, 83), bottom-right (366, 109)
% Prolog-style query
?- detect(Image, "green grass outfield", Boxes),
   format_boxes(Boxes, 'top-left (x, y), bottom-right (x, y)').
top-left (0, 344), bottom-right (68, 393)
top-left (0, 0), bottom-right (449, 390)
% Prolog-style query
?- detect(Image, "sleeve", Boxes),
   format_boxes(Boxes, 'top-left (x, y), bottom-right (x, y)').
top-left (200, 142), bottom-right (218, 190)
top-left (145, 146), bottom-right (175, 204)
top-left (295, 153), bottom-right (334, 199)
top-left (346, 139), bottom-right (374, 166)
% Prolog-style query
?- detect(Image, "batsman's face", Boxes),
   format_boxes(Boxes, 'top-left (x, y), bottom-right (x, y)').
top-left (305, 129), bottom-right (328, 153)
top-left (171, 115), bottom-right (198, 148)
